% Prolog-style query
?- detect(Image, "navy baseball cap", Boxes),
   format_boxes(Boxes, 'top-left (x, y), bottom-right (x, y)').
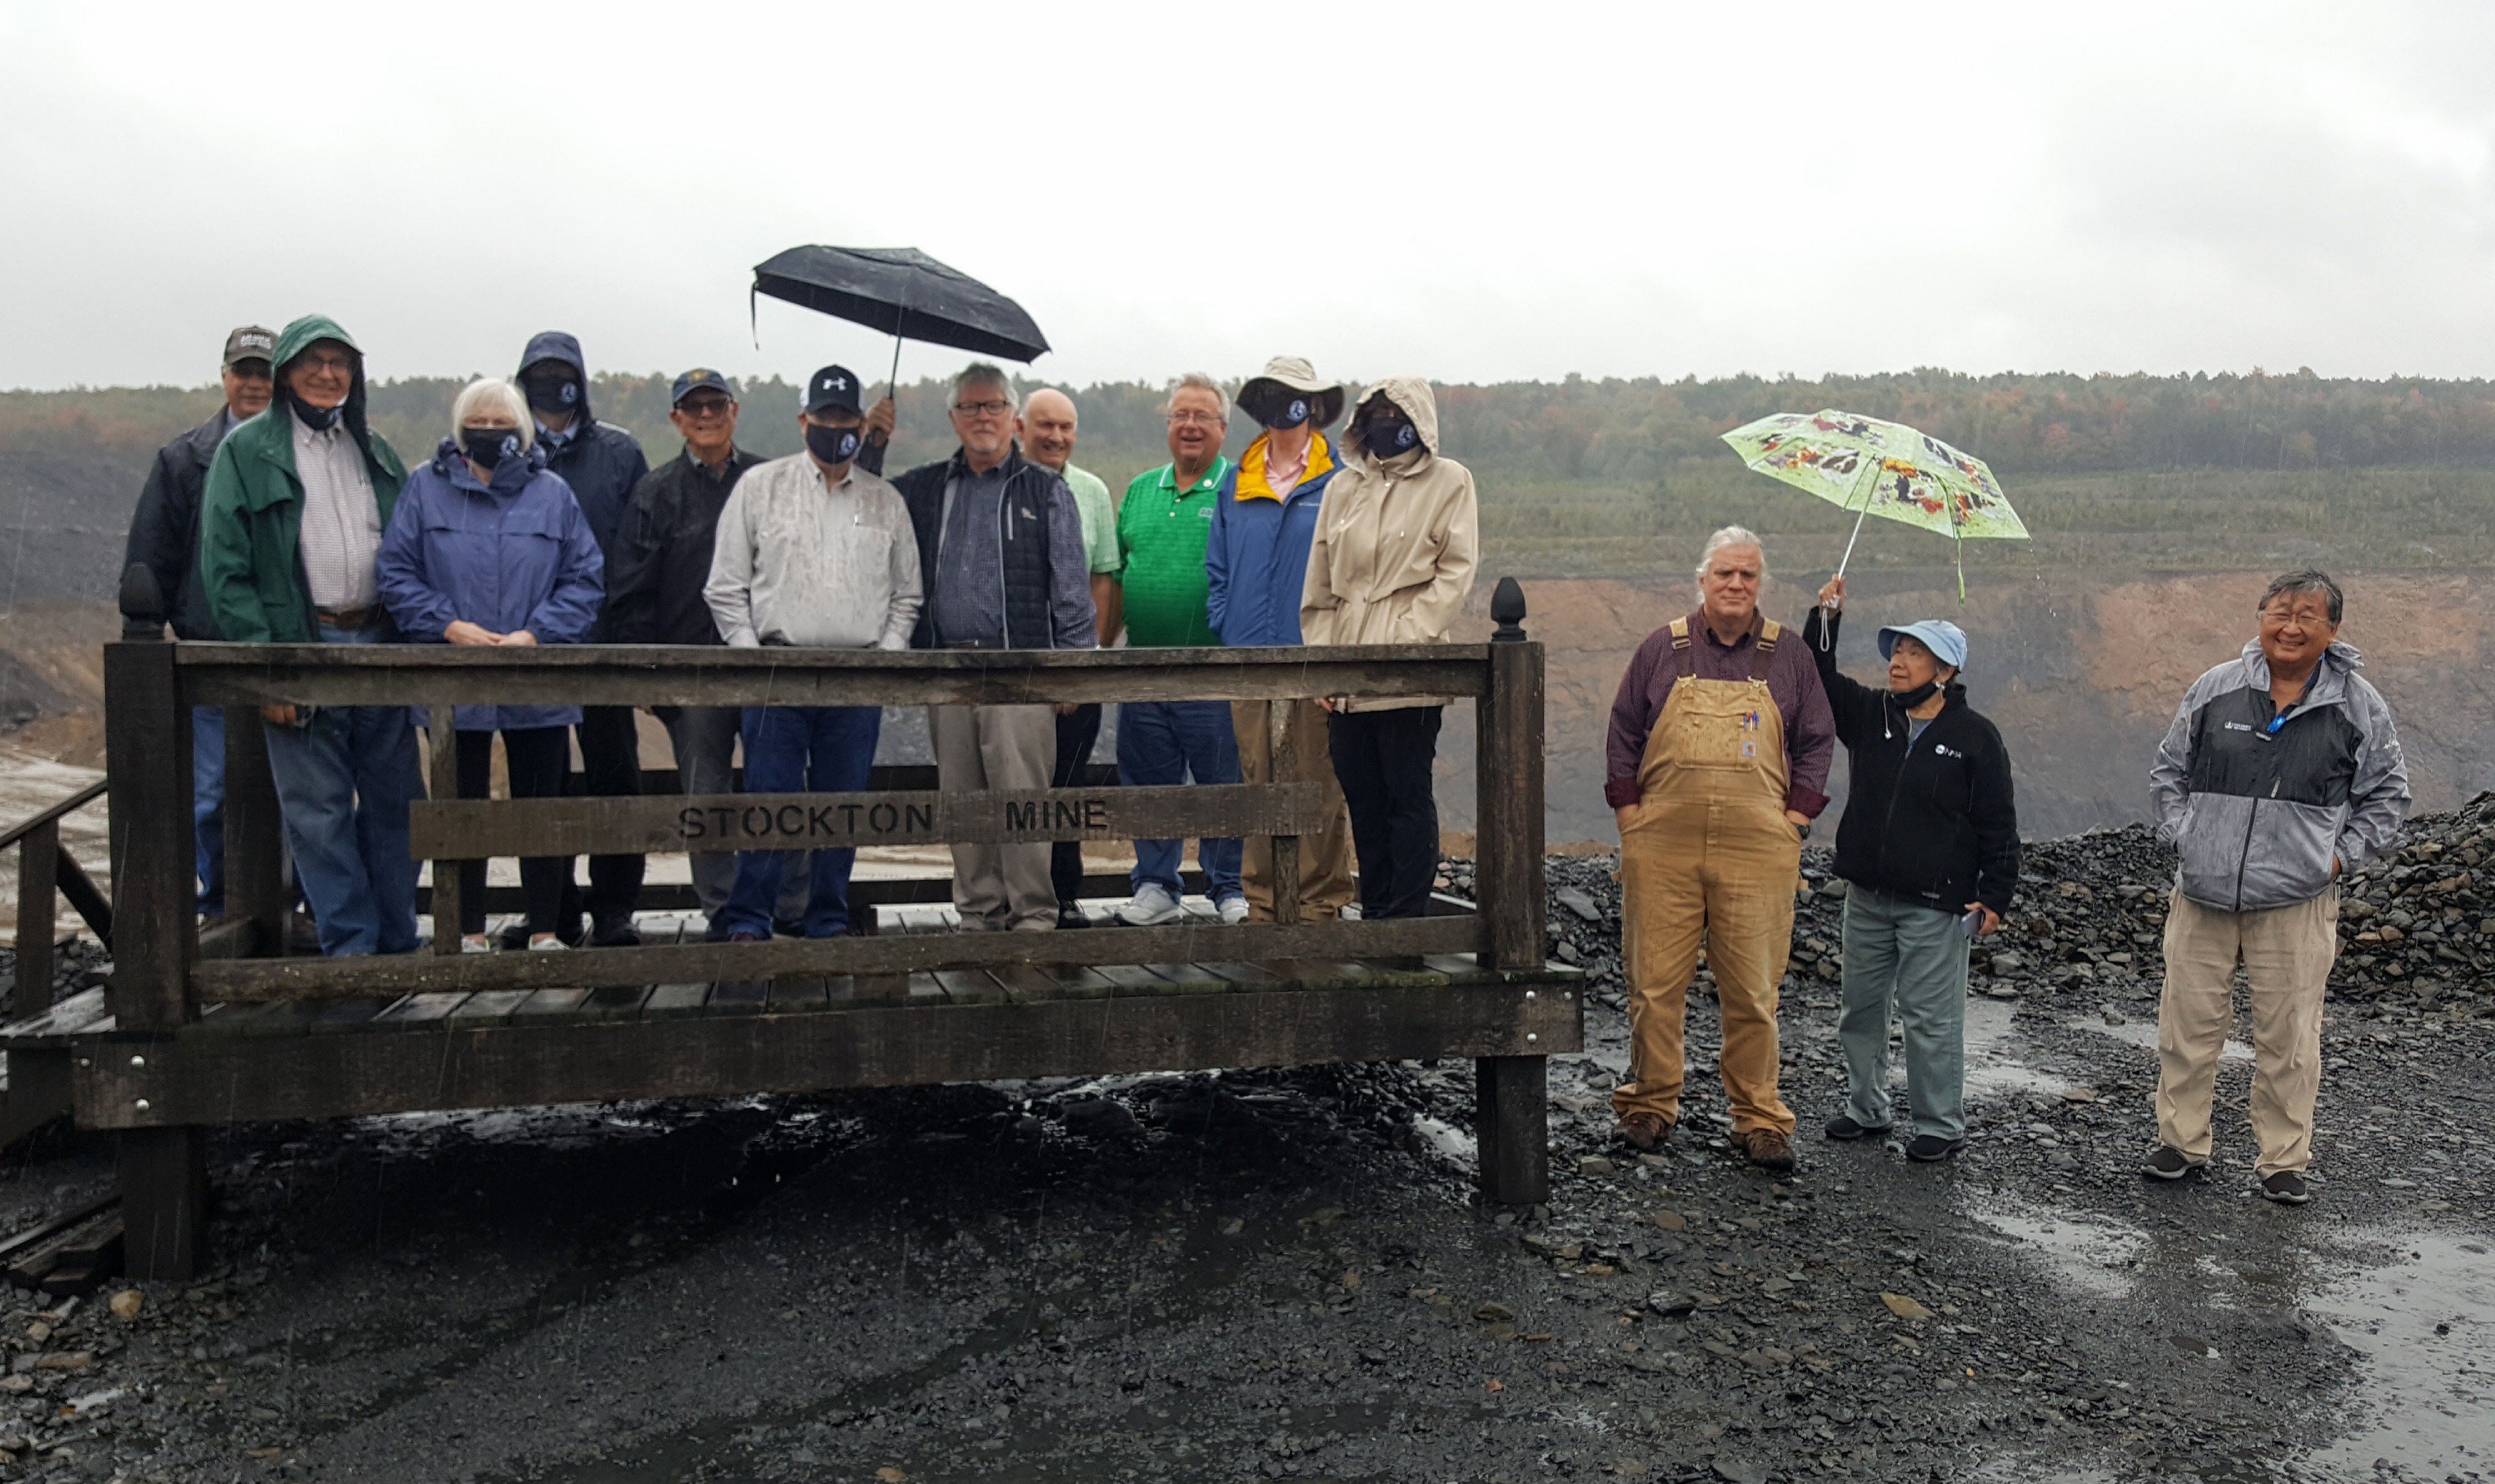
top-left (804, 365), bottom-right (863, 416)
top-left (670, 368), bottom-right (738, 406)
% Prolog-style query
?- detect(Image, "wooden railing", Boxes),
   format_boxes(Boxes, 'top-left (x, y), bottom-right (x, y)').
top-left (104, 633), bottom-right (1548, 1012)
top-left (0, 779), bottom-right (112, 1010)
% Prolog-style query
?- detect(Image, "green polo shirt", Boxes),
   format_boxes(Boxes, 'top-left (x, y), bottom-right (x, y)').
top-left (1052, 462), bottom-right (1120, 575)
top-left (1117, 456), bottom-right (1230, 648)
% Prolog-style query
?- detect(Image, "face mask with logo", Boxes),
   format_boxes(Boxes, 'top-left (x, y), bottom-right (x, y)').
top-left (1360, 416), bottom-right (1419, 460)
top-left (461, 426), bottom-right (524, 470)
top-left (806, 423), bottom-right (863, 466)
top-left (523, 374), bottom-right (581, 415)
top-left (1264, 396), bottom-right (1312, 431)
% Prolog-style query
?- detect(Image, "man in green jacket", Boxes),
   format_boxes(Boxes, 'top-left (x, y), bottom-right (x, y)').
top-left (197, 314), bottom-right (424, 956)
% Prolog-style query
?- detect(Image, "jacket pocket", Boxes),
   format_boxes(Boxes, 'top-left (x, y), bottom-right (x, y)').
top-left (2174, 792), bottom-right (2251, 908)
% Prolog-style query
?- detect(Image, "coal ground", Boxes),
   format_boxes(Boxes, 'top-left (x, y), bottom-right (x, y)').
top-left (0, 815), bottom-right (2487, 1483)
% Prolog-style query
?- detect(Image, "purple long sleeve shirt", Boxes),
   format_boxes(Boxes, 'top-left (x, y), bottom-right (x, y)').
top-left (1604, 609), bottom-right (1836, 816)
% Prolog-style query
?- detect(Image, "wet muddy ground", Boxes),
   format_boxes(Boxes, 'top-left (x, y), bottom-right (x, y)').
top-left (0, 860), bottom-right (2486, 1483)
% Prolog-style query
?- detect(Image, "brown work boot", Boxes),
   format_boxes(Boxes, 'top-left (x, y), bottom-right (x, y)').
top-left (1736, 1127), bottom-right (1797, 1171)
top-left (1611, 1112), bottom-right (1674, 1151)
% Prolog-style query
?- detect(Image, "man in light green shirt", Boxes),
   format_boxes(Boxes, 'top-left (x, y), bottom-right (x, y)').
top-left (1019, 388), bottom-right (1122, 926)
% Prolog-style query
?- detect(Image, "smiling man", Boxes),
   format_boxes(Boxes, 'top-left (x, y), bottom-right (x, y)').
top-left (1602, 525), bottom-right (1834, 1170)
top-left (2145, 570), bottom-right (2410, 1205)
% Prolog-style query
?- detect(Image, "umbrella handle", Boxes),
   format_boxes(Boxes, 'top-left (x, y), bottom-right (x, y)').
top-left (1821, 501), bottom-right (1872, 651)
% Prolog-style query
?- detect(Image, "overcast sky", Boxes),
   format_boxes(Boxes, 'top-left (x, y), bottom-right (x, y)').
top-left (4, 2), bottom-right (2491, 392)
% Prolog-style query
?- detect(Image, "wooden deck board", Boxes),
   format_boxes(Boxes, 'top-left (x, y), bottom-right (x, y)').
top-left (933, 969), bottom-right (1006, 1006)
top-left (643, 983), bottom-right (712, 1019)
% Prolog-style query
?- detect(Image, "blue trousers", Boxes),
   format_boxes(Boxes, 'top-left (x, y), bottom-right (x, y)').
top-left (260, 624), bottom-right (422, 956)
top-left (193, 705), bottom-right (225, 915)
top-left (1116, 700), bottom-right (1243, 902)
top-left (720, 705), bottom-right (880, 938)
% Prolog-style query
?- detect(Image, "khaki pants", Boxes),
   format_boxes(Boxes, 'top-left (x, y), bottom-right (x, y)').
top-left (2156, 887), bottom-right (2338, 1177)
top-left (1610, 795), bottom-right (1802, 1137)
top-left (929, 703), bottom-right (1057, 930)
top-left (1231, 698), bottom-right (1356, 921)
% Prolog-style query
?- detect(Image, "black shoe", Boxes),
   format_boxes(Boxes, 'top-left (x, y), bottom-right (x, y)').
top-left (2142, 1145), bottom-right (2199, 1181)
top-left (588, 918), bottom-right (643, 948)
top-left (1057, 904), bottom-right (1091, 930)
top-left (2259, 1171), bottom-right (2311, 1205)
top-left (1904, 1134), bottom-right (1965, 1162)
top-left (1823, 1115), bottom-right (1888, 1142)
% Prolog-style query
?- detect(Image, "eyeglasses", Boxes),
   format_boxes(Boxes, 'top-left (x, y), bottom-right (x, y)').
top-left (677, 397), bottom-right (734, 419)
top-left (296, 350), bottom-right (354, 374)
top-left (1166, 411), bottom-right (1226, 428)
top-left (953, 399), bottom-right (1013, 418)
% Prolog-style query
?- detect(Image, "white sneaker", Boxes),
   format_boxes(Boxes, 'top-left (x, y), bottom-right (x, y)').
top-left (460, 936), bottom-right (493, 954)
top-left (1217, 896), bottom-right (1250, 924)
top-left (527, 937), bottom-right (570, 951)
top-left (1118, 883), bottom-right (1184, 926)
top-left (1338, 903), bottom-right (1363, 921)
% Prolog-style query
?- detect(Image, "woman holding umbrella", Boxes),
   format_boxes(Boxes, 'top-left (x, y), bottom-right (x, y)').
top-left (1802, 575), bottom-right (2019, 1162)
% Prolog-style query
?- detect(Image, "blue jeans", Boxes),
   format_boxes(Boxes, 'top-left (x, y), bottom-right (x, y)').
top-left (260, 623), bottom-right (423, 956)
top-left (719, 705), bottom-right (880, 938)
top-left (193, 705), bottom-right (225, 915)
top-left (1116, 700), bottom-right (1243, 902)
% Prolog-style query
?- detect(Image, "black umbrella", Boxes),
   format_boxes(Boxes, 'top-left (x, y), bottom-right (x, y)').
top-left (751, 245), bottom-right (1050, 403)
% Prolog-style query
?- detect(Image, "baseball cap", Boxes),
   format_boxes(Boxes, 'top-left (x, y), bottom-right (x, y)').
top-left (1876, 619), bottom-right (1969, 671)
top-left (670, 368), bottom-right (738, 406)
top-left (222, 326), bottom-right (276, 370)
top-left (803, 365), bottom-right (863, 417)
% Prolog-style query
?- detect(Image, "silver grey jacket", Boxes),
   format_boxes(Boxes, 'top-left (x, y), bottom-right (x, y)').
top-left (2149, 638), bottom-right (2409, 913)
top-left (703, 455), bottom-right (922, 651)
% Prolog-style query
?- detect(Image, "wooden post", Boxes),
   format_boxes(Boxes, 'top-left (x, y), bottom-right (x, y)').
top-left (429, 706), bottom-right (462, 954)
top-left (14, 820), bottom-right (57, 1010)
top-left (1475, 1054), bottom-right (1548, 1206)
top-left (104, 637), bottom-right (204, 1280)
top-left (1271, 835), bottom-right (1301, 926)
top-left (222, 706), bottom-right (287, 956)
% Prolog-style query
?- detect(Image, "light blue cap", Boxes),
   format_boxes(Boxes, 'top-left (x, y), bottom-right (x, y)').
top-left (1877, 619), bottom-right (1968, 671)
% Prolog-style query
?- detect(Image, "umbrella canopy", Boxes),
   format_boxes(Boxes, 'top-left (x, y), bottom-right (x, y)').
top-left (1721, 408), bottom-right (2025, 604)
top-left (751, 245), bottom-right (1049, 363)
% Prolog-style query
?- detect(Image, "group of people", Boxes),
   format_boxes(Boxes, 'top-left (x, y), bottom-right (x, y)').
top-left (125, 320), bottom-right (1478, 957)
top-left (127, 317), bottom-right (2408, 1202)
top-left (1601, 530), bottom-right (2408, 1204)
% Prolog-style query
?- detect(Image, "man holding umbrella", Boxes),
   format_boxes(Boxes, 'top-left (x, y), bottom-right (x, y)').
top-left (893, 364), bottom-right (1096, 931)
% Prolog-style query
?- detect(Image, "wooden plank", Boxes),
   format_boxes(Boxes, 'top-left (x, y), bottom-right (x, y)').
top-left (705, 980), bottom-right (772, 1014)
top-left (0, 779), bottom-right (106, 854)
top-left (933, 970), bottom-right (1006, 1005)
top-left (14, 819), bottom-right (56, 1012)
top-left (1137, 963), bottom-right (1230, 994)
top-left (0, 987), bottom-right (111, 1043)
top-left (76, 978), bottom-right (1584, 1128)
top-left (176, 642), bottom-right (1494, 711)
top-left (643, 984), bottom-right (712, 1019)
top-left (1093, 965), bottom-right (1170, 997)
top-left (1476, 640), bottom-right (1546, 972)
top-left (191, 914), bottom-right (1484, 1001)
top-left (1198, 962), bottom-right (1284, 987)
top-left (408, 783), bottom-right (1328, 860)
top-left (578, 986), bottom-right (654, 1021)
top-left (444, 990), bottom-right (530, 1027)
top-left (53, 848), bottom-right (112, 948)
top-left (427, 706), bottom-right (463, 957)
top-left (373, 992), bottom-right (472, 1028)
top-left (988, 964), bottom-right (1113, 1003)
top-left (103, 642), bottom-right (193, 1032)
top-left (310, 998), bottom-right (398, 1035)
top-left (1271, 833), bottom-right (1300, 927)
top-left (1475, 1054), bottom-right (1550, 1206)
top-left (221, 706), bottom-right (286, 957)
top-left (512, 988), bottom-right (592, 1021)
top-left (1355, 958), bottom-right (1454, 987)
top-left (768, 978), bottom-right (828, 1014)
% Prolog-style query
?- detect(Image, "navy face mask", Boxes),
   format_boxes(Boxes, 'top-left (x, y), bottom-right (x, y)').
top-left (285, 386), bottom-right (344, 431)
top-left (461, 425), bottom-right (524, 470)
top-left (1360, 417), bottom-right (1419, 459)
top-left (806, 423), bottom-right (863, 466)
top-left (524, 375), bottom-right (581, 415)
top-left (1265, 396), bottom-right (1312, 431)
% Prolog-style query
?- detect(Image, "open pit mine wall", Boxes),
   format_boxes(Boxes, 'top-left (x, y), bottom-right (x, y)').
top-left (1429, 570), bottom-right (2495, 849)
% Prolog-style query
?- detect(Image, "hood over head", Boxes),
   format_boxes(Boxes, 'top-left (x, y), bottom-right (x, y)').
top-left (272, 314), bottom-right (374, 449)
top-left (1348, 376), bottom-right (1440, 466)
top-left (518, 330), bottom-right (593, 423)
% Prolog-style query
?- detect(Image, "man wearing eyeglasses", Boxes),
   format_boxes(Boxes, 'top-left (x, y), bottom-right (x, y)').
top-left (892, 363), bottom-right (1098, 931)
top-left (607, 369), bottom-right (786, 932)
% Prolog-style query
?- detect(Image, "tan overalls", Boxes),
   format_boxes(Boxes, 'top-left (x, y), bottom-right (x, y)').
top-left (1608, 617), bottom-right (1802, 1137)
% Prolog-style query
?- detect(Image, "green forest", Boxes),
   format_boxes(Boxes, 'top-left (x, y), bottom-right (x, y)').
top-left (9, 366), bottom-right (2494, 578)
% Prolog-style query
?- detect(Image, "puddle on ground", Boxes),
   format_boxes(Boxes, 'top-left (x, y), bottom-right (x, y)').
top-left (2071, 1014), bottom-right (2251, 1064)
top-left (1410, 1114), bottom-right (1477, 1167)
top-left (2302, 1231), bottom-right (2495, 1480)
top-left (1964, 1192), bottom-right (2148, 1299)
top-left (1961, 997), bottom-right (2074, 1099)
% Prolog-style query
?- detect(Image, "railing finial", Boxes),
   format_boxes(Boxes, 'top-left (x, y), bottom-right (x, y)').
top-left (118, 563), bottom-right (165, 642)
top-left (1490, 576), bottom-right (1527, 643)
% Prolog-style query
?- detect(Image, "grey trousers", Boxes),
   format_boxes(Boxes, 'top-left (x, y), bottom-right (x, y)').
top-left (930, 703), bottom-right (1057, 929)
top-left (1837, 886), bottom-right (1969, 1141)
top-left (662, 706), bottom-right (806, 921)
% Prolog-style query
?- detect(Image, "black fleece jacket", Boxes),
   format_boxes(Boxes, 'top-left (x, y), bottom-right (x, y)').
top-left (1802, 608), bottom-right (2020, 916)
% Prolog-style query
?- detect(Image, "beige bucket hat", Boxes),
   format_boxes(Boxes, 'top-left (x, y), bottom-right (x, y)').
top-left (1235, 356), bottom-right (1347, 430)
